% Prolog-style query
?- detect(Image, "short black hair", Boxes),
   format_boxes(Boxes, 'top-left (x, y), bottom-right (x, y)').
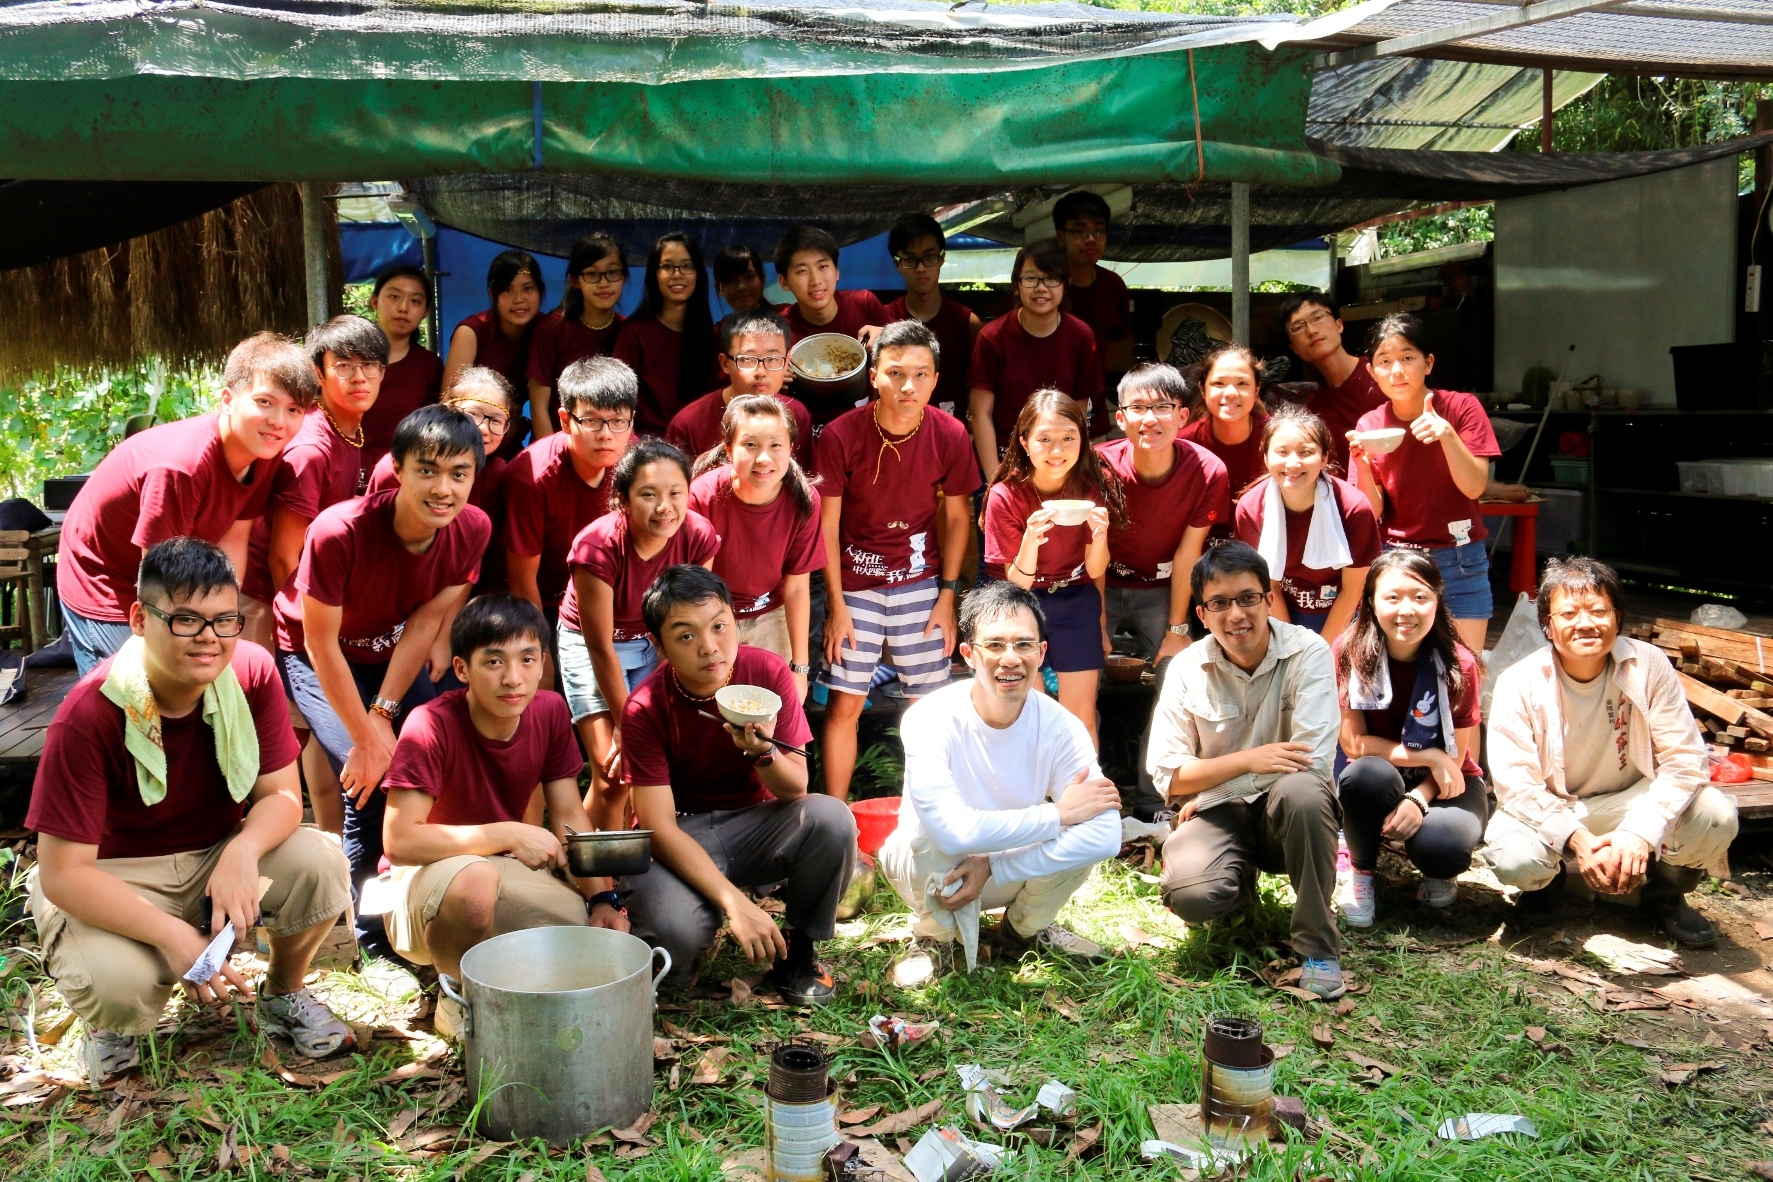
top-left (486, 249), bottom-right (546, 303)
top-left (1191, 541), bottom-right (1271, 608)
top-left (719, 307), bottom-right (791, 357)
top-left (559, 355), bottom-right (639, 417)
top-left (1370, 311), bottom-right (1431, 357)
top-left (1012, 238), bottom-right (1069, 285)
top-left (1536, 556), bottom-right (1626, 632)
top-left (713, 243), bottom-right (766, 287)
top-left (450, 593), bottom-right (550, 661)
top-left (613, 437), bottom-right (691, 501)
top-left (643, 565), bottom-right (733, 637)
top-left (1117, 362), bottom-right (1190, 406)
top-left (1053, 190), bottom-right (1112, 230)
top-left (391, 403), bottom-right (485, 473)
top-left (306, 315), bottom-right (390, 368)
top-left (138, 537), bottom-right (237, 606)
top-left (960, 580), bottom-right (1047, 644)
top-left (372, 264), bottom-right (429, 302)
top-left (774, 224), bottom-right (840, 277)
top-left (870, 318), bottom-right (941, 373)
top-left (1276, 291), bottom-right (1338, 333)
top-left (888, 214), bottom-right (945, 259)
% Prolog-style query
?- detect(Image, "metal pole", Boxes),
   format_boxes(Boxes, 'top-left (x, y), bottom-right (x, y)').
top-left (300, 182), bottom-right (329, 328)
top-left (1541, 68), bottom-right (1554, 153)
top-left (1230, 182), bottom-right (1250, 346)
top-left (422, 236), bottom-right (442, 352)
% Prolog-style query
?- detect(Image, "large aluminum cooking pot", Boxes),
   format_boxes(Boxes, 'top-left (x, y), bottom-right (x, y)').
top-left (439, 926), bottom-right (671, 1145)
top-left (789, 332), bottom-right (870, 415)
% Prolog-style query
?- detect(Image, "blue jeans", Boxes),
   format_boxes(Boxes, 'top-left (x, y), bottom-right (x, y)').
top-left (61, 606), bottom-right (134, 677)
top-left (1386, 539), bottom-right (1493, 622)
top-left (556, 623), bottom-right (657, 722)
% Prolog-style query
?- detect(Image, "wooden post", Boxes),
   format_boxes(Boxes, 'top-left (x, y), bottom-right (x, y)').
top-left (1231, 182), bottom-right (1251, 346)
top-left (1541, 68), bottom-right (1554, 153)
top-left (300, 182), bottom-right (329, 329)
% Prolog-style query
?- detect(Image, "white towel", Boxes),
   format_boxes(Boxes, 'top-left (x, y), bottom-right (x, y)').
top-left (1255, 476), bottom-right (1353, 580)
top-left (1342, 648), bottom-right (1459, 757)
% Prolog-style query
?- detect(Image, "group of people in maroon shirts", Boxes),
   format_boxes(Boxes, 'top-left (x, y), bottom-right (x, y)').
top-left (25, 189), bottom-right (1535, 1081)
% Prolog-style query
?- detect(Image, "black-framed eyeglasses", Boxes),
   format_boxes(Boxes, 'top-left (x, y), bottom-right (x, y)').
top-left (894, 251), bottom-right (945, 271)
top-left (1017, 274), bottom-right (1065, 290)
top-left (730, 354), bottom-right (788, 371)
top-left (657, 262), bottom-right (699, 277)
top-left (579, 267), bottom-right (626, 285)
top-left (571, 412), bottom-right (634, 434)
top-left (448, 403), bottom-right (510, 435)
top-left (1119, 400), bottom-right (1179, 419)
top-left (142, 602), bottom-right (247, 638)
top-left (1201, 591), bottom-right (1267, 614)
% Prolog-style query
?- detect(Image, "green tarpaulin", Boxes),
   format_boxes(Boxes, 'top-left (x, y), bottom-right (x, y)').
top-left (0, 0), bottom-right (1336, 188)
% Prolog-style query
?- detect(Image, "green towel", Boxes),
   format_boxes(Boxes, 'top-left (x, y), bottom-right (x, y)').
top-left (99, 635), bottom-right (259, 807)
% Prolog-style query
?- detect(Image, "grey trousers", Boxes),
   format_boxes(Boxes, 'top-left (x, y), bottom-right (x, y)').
top-left (1159, 772), bottom-right (1342, 961)
top-left (623, 795), bottom-right (857, 983)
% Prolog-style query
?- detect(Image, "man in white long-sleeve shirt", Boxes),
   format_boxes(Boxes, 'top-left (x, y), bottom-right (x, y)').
top-left (880, 581), bottom-right (1123, 987)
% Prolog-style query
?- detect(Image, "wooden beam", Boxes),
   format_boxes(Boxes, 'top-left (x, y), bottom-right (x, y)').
top-left (1679, 670), bottom-right (1746, 726)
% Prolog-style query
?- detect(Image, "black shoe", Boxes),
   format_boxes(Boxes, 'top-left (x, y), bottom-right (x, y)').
top-left (768, 930), bottom-right (836, 1007)
top-left (1642, 863), bottom-right (1719, 948)
top-left (1514, 865), bottom-right (1564, 926)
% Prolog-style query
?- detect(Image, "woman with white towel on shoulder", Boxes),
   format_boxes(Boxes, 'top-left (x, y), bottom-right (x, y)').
top-left (1233, 404), bottom-right (1379, 640)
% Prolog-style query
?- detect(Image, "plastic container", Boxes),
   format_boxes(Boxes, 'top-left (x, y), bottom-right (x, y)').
top-left (850, 796), bottom-right (902, 857)
top-left (1547, 457), bottom-right (1589, 484)
top-left (1677, 461), bottom-right (1718, 494)
top-left (1715, 459), bottom-right (1773, 498)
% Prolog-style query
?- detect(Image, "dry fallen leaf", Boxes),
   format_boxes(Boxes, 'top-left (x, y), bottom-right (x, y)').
top-left (388, 1106), bottom-right (422, 1141)
top-left (1749, 1161), bottom-right (1773, 1181)
top-left (853, 1098), bottom-right (944, 1137)
top-left (1345, 1052), bottom-right (1403, 1077)
top-left (1334, 996), bottom-right (1356, 1017)
top-left (721, 1146), bottom-right (769, 1182)
top-left (690, 1047), bottom-right (731, 1086)
top-left (585, 1163), bottom-right (608, 1182)
top-left (1271, 1044), bottom-right (1293, 1059)
top-left (1065, 1121), bottom-right (1103, 1162)
top-left (839, 1105), bottom-right (883, 1126)
top-left (216, 1123), bottom-right (238, 1173)
top-left (613, 1113), bottom-right (657, 1144)
top-left (1311, 1023), bottom-right (1335, 1050)
top-left (148, 1147), bottom-right (174, 1168)
top-left (726, 978), bottom-right (755, 1008)
top-left (653, 1037), bottom-right (677, 1061)
top-left (1277, 986), bottom-right (1321, 1003)
top-left (1524, 1026), bottom-right (1547, 1045)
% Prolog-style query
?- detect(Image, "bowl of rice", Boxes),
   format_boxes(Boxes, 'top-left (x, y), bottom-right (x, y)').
top-left (715, 684), bottom-right (784, 728)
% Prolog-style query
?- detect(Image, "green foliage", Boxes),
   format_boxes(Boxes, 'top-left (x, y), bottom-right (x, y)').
top-left (1376, 204), bottom-right (1496, 260)
top-left (342, 280), bottom-right (375, 321)
top-left (0, 362), bottom-right (221, 499)
top-left (1517, 77), bottom-right (1773, 190)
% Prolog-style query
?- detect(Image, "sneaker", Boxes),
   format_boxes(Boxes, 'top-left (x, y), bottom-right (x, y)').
top-left (768, 930), bottom-right (836, 1008)
top-left (1001, 923), bottom-right (1107, 964)
top-left (1298, 958), bottom-right (1348, 1001)
top-left (889, 936), bottom-right (954, 988)
top-left (257, 988), bottom-right (354, 1059)
top-left (1418, 877), bottom-right (1458, 910)
top-left (80, 1028), bottom-right (140, 1082)
top-left (1340, 870), bottom-right (1376, 928)
top-left (434, 994), bottom-right (466, 1042)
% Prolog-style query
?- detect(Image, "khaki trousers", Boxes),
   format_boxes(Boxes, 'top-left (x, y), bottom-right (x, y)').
top-left (29, 826), bottom-right (351, 1035)
top-left (384, 854), bottom-right (590, 966)
top-left (737, 606), bottom-right (793, 664)
top-left (1482, 780), bottom-right (1739, 890)
top-left (1159, 772), bottom-right (1341, 961)
top-left (878, 827), bottom-right (1094, 944)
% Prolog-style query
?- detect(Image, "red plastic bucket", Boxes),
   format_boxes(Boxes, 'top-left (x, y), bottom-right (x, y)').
top-left (850, 796), bottom-right (902, 857)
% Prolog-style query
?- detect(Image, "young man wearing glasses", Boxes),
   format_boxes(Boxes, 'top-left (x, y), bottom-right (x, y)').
top-left (504, 357), bottom-right (638, 620)
top-left (1276, 293), bottom-right (1385, 477)
top-left (30, 539), bottom-right (355, 1081)
top-left (881, 580), bottom-right (1122, 987)
top-left (773, 224), bottom-right (887, 427)
top-left (1053, 190), bottom-right (1133, 382)
top-left (1148, 542), bottom-right (1345, 1000)
top-left (1483, 558), bottom-right (1736, 947)
top-left (883, 214), bottom-right (981, 420)
top-left (667, 308), bottom-right (815, 464)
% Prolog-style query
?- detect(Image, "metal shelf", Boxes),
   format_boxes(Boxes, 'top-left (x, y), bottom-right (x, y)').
top-left (1593, 486), bottom-right (1773, 504)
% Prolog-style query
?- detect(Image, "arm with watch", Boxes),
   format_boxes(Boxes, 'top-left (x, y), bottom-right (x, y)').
top-left (922, 491), bottom-right (973, 657)
top-left (1159, 524), bottom-right (1210, 661)
top-left (781, 571), bottom-right (813, 698)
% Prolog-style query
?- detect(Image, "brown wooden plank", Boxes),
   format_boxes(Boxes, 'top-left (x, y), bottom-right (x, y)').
top-left (1679, 671), bottom-right (1747, 725)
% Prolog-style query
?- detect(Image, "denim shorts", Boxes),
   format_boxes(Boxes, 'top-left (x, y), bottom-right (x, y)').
top-left (1387, 539), bottom-right (1493, 622)
top-left (61, 605), bottom-right (135, 677)
top-left (557, 621), bottom-right (658, 722)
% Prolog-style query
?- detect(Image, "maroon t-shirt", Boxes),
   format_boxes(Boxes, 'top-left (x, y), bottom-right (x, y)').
top-left (621, 645), bottom-right (813, 812)
top-left (689, 466), bottom-right (826, 618)
top-left (1356, 390), bottom-right (1500, 548)
top-left (982, 480), bottom-right (1092, 587)
top-left (362, 345), bottom-right (443, 472)
top-left (1234, 475), bottom-right (1381, 614)
top-left (382, 689), bottom-right (583, 827)
top-left (243, 409), bottom-right (367, 604)
top-left (969, 311), bottom-right (1104, 446)
top-left (27, 641), bottom-right (301, 859)
top-left (1333, 637), bottom-right (1483, 777)
top-left (884, 295), bottom-right (975, 417)
top-left (815, 403), bottom-right (982, 592)
top-left (1062, 267), bottom-right (1132, 371)
top-left (58, 413), bottom-right (278, 622)
top-left (457, 310), bottom-right (534, 408)
top-left (367, 452), bottom-right (510, 594)
top-left (526, 309), bottom-right (625, 428)
top-left (780, 289), bottom-right (888, 347)
top-left (666, 390), bottom-right (815, 471)
top-left (1097, 437), bottom-right (1229, 588)
top-left (1306, 363), bottom-right (1386, 479)
top-left (613, 316), bottom-right (720, 436)
top-left (559, 510), bottom-right (721, 638)
top-left (502, 433), bottom-right (616, 612)
top-left (277, 491), bottom-right (490, 662)
top-left (1179, 411), bottom-right (1268, 503)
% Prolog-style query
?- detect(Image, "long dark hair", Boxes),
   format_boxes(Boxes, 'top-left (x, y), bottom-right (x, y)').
top-left (633, 233), bottom-right (716, 407)
top-left (486, 250), bottom-right (544, 307)
top-left (692, 394), bottom-right (819, 524)
top-left (561, 233), bottom-right (625, 324)
top-left (1336, 548), bottom-right (1470, 705)
top-left (990, 389), bottom-right (1126, 529)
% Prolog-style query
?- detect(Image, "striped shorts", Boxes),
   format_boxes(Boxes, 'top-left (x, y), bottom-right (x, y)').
top-left (822, 576), bottom-right (951, 698)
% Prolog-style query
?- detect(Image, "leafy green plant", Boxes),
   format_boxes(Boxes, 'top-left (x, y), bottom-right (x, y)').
top-left (0, 362), bottom-right (221, 500)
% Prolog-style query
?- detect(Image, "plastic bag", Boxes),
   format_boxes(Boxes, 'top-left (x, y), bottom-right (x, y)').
top-left (1710, 752), bottom-right (1752, 785)
top-left (1481, 593), bottom-right (1549, 720)
top-left (1691, 603), bottom-right (1747, 630)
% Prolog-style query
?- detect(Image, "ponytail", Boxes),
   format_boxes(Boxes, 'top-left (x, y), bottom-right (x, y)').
top-left (719, 395), bottom-right (818, 524)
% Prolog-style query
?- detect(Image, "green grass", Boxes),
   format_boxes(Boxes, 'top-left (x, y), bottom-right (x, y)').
top-left (0, 851), bottom-right (1764, 1180)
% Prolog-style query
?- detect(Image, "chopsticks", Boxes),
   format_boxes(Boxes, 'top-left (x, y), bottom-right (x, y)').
top-left (696, 710), bottom-right (810, 759)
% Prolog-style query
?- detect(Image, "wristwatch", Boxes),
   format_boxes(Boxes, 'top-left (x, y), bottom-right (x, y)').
top-left (369, 696), bottom-right (402, 721)
top-left (1167, 623), bottom-right (1190, 637)
top-left (789, 661), bottom-right (811, 675)
top-left (588, 890), bottom-right (625, 913)
top-left (744, 748), bottom-right (777, 769)
top-left (940, 578), bottom-right (967, 594)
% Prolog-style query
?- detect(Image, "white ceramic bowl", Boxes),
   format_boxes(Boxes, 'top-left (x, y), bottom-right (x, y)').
top-left (1041, 499), bottom-right (1096, 527)
top-left (715, 684), bottom-right (782, 727)
top-left (1352, 427), bottom-right (1407, 454)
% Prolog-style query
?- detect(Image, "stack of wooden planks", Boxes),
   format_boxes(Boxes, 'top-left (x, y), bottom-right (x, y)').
top-left (1631, 619), bottom-right (1773, 797)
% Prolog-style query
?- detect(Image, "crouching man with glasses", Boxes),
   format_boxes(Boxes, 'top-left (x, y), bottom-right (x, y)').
top-left (1148, 542), bottom-right (1346, 1000)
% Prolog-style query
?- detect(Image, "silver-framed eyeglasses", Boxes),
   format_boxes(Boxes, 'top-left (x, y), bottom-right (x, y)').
top-left (971, 639), bottom-right (1042, 656)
